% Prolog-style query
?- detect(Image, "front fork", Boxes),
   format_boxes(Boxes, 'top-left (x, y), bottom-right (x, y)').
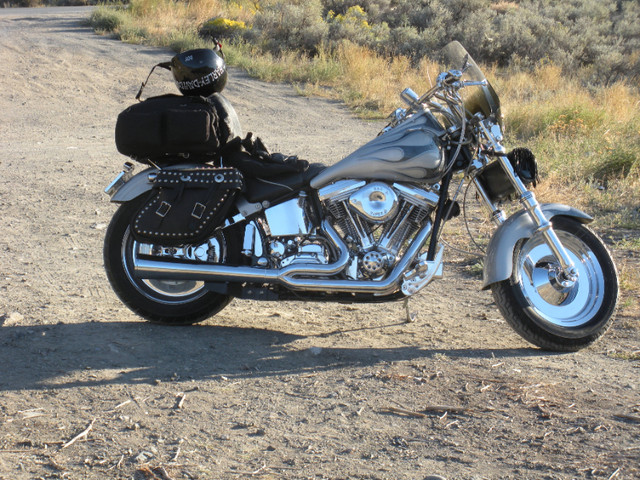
top-left (477, 123), bottom-right (578, 284)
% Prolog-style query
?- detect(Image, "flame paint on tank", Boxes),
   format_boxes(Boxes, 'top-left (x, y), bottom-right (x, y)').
top-left (310, 112), bottom-right (446, 190)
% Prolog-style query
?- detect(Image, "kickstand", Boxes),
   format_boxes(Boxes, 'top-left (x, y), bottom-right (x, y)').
top-left (403, 297), bottom-right (417, 323)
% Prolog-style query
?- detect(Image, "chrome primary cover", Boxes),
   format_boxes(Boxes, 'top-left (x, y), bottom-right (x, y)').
top-left (310, 113), bottom-right (446, 189)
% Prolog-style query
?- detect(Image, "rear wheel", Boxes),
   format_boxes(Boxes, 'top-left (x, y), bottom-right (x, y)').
top-left (491, 217), bottom-right (618, 351)
top-left (104, 197), bottom-right (238, 325)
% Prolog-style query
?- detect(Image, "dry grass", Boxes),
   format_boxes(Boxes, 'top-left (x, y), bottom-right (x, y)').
top-left (107, 0), bottom-right (226, 47)
top-left (490, 1), bottom-right (519, 14)
top-left (334, 43), bottom-right (440, 116)
top-left (130, 0), bottom-right (221, 25)
top-left (502, 76), bottom-right (640, 228)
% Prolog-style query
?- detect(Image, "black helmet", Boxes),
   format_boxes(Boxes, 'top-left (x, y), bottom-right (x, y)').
top-left (171, 48), bottom-right (227, 97)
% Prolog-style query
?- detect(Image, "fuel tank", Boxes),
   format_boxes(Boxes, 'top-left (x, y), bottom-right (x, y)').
top-left (310, 111), bottom-right (446, 190)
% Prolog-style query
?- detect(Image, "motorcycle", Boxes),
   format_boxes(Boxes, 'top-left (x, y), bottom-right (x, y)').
top-left (103, 42), bottom-right (618, 351)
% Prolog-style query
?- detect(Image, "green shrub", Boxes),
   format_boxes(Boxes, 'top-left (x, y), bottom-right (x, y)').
top-left (592, 149), bottom-right (639, 182)
top-left (318, 0), bottom-right (640, 84)
top-left (327, 5), bottom-right (389, 51)
top-left (164, 30), bottom-right (207, 53)
top-left (88, 6), bottom-right (127, 32)
top-left (200, 17), bottom-right (247, 40)
top-left (246, 0), bottom-right (329, 55)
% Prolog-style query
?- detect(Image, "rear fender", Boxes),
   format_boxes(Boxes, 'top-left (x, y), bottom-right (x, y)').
top-left (109, 164), bottom-right (204, 203)
top-left (482, 203), bottom-right (593, 290)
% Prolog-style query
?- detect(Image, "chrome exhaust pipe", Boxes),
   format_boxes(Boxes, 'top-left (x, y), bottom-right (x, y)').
top-left (283, 221), bottom-right (432, 295)
top-left (133, 220), bottom-right (350, 283)
top-left (133, 220), bottom-right (432, 295)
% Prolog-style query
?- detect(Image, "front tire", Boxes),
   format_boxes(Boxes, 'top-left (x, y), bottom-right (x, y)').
top-left (491, 217), bottom-right (618, 351)
top-left (104, 197), bottom-right (237, 325)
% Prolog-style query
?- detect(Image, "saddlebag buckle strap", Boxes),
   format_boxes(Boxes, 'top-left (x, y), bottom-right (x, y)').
top-left (156, 201), bottom-right (172, 218)
top-left (191, 202), bottom-right (206, 219)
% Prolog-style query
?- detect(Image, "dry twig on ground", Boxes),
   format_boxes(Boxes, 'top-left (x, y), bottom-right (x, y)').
top-left (61, 418), bottom-right (96, 449)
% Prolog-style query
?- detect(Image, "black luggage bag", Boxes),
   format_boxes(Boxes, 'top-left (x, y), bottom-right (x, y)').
top-left (115, 94), bottom-right (228, 164)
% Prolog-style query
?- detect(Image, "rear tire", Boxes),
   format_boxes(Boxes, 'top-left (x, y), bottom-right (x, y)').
top-left (491, 217), bottom-right (618, 351)
top-left (104, 196), bottom-right (238, 325)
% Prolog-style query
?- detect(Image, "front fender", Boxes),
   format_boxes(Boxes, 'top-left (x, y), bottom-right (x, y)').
top-left (482, 203), bottom-right (593, 290)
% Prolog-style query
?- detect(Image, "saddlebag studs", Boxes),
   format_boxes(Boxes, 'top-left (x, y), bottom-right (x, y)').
top-left (130, 167), bottom-right (244, 246)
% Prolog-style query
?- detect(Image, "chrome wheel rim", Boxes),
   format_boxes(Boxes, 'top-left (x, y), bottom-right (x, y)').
top-left (141, 277), bottom-right (205, 299)
top-left (121, 228), bottom-right (209, 304)
top-left (515, 230), bottom-right (605, 329)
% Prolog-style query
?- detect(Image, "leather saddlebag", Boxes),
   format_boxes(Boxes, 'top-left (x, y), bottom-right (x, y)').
top-left (132, 167), bottom-right (244, 245)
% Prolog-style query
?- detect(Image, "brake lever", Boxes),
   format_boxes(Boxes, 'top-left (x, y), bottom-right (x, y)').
top-left (437, 70), bottom-right (463, 87)
top-left (461, 80), bottom-right (488, 88)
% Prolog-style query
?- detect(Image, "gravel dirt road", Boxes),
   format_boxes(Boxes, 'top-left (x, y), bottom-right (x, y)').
top-left (0, 8), bottom-right (638, 480)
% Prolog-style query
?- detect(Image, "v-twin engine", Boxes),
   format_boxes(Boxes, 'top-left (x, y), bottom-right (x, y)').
top-left (318, 180), bottom-right (439, 279)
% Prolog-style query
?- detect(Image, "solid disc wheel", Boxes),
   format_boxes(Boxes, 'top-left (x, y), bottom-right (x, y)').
top-left (491, 217), bottom-right (618, 351)
top-left (104, 197), bottom-right (237, 325)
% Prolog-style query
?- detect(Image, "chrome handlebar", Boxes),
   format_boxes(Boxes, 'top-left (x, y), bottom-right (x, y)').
top-left (385, 70), bottom-right (488, 132)
top-left (398, 70), bottom-right (487, 112)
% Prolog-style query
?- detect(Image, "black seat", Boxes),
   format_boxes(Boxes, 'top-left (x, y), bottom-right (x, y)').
top-left (244, 163), bottom-right (327, 203)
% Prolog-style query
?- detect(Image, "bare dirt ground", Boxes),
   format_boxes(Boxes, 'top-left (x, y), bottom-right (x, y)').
top-left (0, 8), bottom-right (638, 480)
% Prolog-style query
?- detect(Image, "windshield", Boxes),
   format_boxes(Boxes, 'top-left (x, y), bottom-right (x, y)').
top-left (440, 41), bottom-right (502, 124)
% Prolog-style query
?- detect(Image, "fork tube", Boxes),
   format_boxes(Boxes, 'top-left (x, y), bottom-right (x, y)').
top-left (477, 120), bottom-right (577, 279)
top-left (496, 153), bottom-right (577, 279)
top-left (472, 177), bottom-right (506, 226)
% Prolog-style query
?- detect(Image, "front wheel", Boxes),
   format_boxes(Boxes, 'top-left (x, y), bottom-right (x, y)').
top-left (491, 217), bottom-right (618, 351)
top-left (104, 197), bottom-right (238, 325)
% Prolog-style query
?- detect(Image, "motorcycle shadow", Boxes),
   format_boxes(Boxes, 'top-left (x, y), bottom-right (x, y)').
top-left (0, 320), bottom-right (549, 393)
